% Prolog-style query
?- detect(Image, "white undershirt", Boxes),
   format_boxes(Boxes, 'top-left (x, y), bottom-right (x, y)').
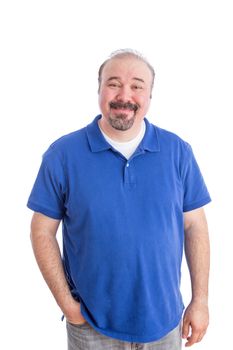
top-left (99, 121), bottom-right (146, 160)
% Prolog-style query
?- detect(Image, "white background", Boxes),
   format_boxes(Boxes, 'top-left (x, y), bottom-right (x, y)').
top-left (0, 0), bottom-right (232, 348)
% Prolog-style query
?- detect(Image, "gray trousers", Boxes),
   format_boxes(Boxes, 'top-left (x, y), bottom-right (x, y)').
top-left (67, 321), bottom-right (182, 350)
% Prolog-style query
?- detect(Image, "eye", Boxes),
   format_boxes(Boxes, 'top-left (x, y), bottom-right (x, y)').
top-left (108, 83), bottom-right (119, 87)
top-left (108, 83), bottom-right (121, 89)
top-left (132, 85), bottom-right (143, 90)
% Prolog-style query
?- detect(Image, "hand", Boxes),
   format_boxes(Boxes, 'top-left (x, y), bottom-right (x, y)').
top-left (182, 300), bottom-right (209, 347)
top-left (63, 298), bottom-right (87, 325)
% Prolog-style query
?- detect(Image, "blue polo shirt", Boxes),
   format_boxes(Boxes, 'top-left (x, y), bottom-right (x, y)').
top-left (27, 115), bottom-right (211, 343)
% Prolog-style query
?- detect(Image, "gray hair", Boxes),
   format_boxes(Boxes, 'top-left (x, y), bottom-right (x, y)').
top-left (98, 49), bottom-right (155, 91)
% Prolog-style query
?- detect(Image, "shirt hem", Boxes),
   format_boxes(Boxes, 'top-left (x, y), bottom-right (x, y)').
top-left (80, 309), bottom-right (183, 343)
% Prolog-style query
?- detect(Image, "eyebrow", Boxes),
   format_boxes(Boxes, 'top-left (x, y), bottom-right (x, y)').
top-left (106, 77), bottom-right (145, 83)
top-left (133, 77), bottom-right (145, 83)
top-left (107, 77), bottom-right (121, 82)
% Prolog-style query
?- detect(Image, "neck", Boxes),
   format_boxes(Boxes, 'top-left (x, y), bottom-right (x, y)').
top-left (98, 116), bottom-right (143, 142)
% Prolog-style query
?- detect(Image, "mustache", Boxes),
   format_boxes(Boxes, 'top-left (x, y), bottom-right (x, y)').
top-left (109, 101), bottom-right (139, 112)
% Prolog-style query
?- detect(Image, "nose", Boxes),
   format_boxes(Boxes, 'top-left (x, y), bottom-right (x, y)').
top-left (116, 86), bottom-right (132, 102)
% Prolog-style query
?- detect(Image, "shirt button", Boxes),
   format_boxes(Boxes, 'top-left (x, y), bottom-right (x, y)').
top-left (126, 163), bottom-right (129, 167)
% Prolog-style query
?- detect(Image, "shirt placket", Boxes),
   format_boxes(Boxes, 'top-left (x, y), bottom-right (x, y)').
top-left (123, 148), bottom-right (144, 189)
top-left (124, 161), bottom-right (136, 189)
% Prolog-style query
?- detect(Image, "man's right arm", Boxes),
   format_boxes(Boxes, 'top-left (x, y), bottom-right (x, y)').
top-left (30, 212), bottom-right (86, 324)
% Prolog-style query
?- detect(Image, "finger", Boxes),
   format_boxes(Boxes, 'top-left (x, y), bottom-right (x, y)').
top-left (185, 331), bottom-right (200, 347)
top-left (182, 319), bottom-right (190, 339)
top-left (196, 331), bottom-right (206, 343)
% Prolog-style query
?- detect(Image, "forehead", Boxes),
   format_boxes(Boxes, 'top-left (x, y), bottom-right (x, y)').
top-left (102, 56), bottom-right (152, 83)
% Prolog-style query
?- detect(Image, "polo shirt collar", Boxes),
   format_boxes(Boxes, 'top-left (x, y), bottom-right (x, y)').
top-left (86, 115), bottom-right (160, 153)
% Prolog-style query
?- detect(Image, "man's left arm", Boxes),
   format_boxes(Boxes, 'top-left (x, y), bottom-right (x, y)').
top-left (182, 207), bottom-right (210, 347)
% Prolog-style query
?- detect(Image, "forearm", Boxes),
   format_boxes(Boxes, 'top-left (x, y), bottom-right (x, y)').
top-left (182, 209), bottom-right (210, 346)
top-left (184, 218), bottom-right (210, 304)
top-left (31, 230), bottom-right (73, 314)
top-left (30, 213), bottom-right (85, 324)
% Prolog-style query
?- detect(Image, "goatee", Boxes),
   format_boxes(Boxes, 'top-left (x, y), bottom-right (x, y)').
top-left (109, 113), bottom-right (136, 131)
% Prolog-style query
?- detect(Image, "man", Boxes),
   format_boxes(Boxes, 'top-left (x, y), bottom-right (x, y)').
top-left (28, 49), bottom-right (211, 349)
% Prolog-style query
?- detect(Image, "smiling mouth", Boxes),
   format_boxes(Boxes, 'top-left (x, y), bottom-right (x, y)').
top-left (111, 108), bottom-right (133, 115)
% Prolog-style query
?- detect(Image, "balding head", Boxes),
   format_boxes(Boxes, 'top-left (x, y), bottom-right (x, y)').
top-left (98, 49), bottom-right (155, 93)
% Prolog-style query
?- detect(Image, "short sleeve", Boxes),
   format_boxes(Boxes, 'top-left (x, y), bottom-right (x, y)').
top-left (182, 144), bottom-right (211, 212)
top-left (27, 146), bottom-right (67, 219)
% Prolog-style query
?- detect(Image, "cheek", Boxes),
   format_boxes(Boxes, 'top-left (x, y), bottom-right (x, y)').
top-left (137, 95), bottom-right (150, 109)
top-left (99, 89), bottom-right (115, 106)
top-left (135, 96), bottom-right (151, 117)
